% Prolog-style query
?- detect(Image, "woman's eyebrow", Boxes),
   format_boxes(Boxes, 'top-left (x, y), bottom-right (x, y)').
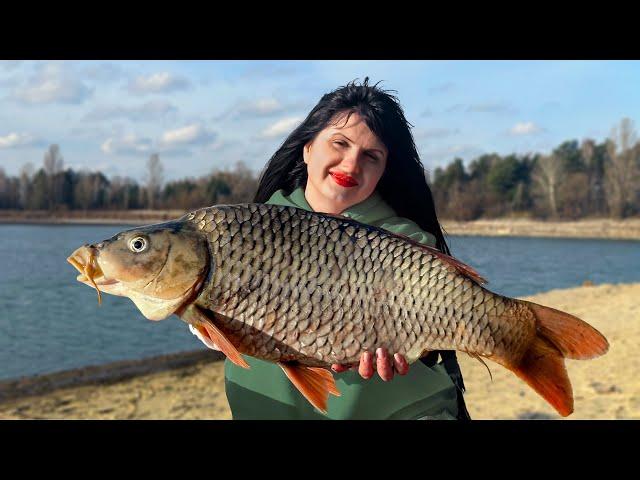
top-left (330, 133), bottom-right (386, 155)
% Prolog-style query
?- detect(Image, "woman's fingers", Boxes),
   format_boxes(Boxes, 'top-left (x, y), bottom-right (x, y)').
top-left (393, 353), bottom-right (409, 375)
top-left (336, 350), bottom-right (409, 380)
top-left (358, 351), bottom-right (374, 379)
top-left (376, 348), bottom-right (394, 381)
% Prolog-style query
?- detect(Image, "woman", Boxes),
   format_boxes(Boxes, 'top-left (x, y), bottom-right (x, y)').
top-left (224, 78), bottom-right (470, 419)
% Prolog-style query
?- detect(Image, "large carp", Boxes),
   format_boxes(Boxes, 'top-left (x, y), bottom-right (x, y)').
top-left (68, 203), bottom-right (609, 416)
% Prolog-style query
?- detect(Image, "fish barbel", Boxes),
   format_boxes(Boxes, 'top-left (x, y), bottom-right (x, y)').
top-left (67, 203), bottom-right (609, 416)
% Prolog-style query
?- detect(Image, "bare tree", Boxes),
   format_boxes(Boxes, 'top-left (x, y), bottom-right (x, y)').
top-left (532, 154), bottom-right (565, 217)
top-left (18, 163), bottom-right (34, 209)
top-left (0, 167), bottom-right (6, 194)
top-left (145, 153), bottom-right (164, 209)
top-left (604, 118), bottom-right (640, 217)
top-left (74, 173), bottom-right (93, 210)
top-left (43, 144), bottom-right (64, 209)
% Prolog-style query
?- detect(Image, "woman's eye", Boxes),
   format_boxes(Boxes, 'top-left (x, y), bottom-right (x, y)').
top-left (129, 237), bottom-right (148, 253)
top-left (334, 140), bottom-right (347, 147)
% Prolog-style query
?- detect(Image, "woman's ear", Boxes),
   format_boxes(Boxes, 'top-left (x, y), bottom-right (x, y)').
top-left (303, 142), bottom-right (311, 164)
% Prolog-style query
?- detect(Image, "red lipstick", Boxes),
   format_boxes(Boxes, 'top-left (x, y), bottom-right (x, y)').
top-left (330, 171), bottom-right (358, 187)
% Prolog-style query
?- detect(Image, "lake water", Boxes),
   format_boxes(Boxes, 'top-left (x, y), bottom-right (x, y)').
top-left (1, 224), bottom-right (639, 381)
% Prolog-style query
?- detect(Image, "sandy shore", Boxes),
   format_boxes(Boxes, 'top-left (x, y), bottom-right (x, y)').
top-left (1, 282), bottom-right (637, 420)
top-left (2, 210), bottom-right (640, 241)
top-left (443, 218), bottom-right (640, 241)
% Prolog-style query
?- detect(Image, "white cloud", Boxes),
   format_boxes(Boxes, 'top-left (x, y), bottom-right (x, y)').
top-left (446, 102), bottom-right (517, 115)
top-left (510, 122), bottom-right (542, 135)
top-left (415, 127), bottom-right (460, 140)
top-left (260, 116), bottom-right (303, 139)
top-left (85, 100), bottom-right (178, 121)
top-left (427, 82), bottom-right (455, 94)
top-left (13, 63), bottom-right (92, 104)
top-left (127, 72), bottom-right (191, 95)
top-left (240, 98), bottom-right (283, 116)
top-left (0, 132), bottom-right (44, 149)
top-left (101, 134), bottom-right (153, 155)
top-left (213, 97), bottom-right (289, 121)
top-left (159, 124), bottom-right (217, 147)
top-left (0, 60), bottom-right (22, 71)
top-left (84, 63), bottom-right (126, 82)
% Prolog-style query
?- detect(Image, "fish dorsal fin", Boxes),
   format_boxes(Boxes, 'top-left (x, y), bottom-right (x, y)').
top-left (310, 210), bottom-right (487, 286)
top-left (393, 232), bottom-right (488, 286)
top-left (278, 363), bottom-right (341, 414)
top-left (183, 305), bottom-right (250, 369)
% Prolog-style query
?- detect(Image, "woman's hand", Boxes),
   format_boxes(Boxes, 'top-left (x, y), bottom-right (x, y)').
top-left (331, 348), bottom-right (409, 381)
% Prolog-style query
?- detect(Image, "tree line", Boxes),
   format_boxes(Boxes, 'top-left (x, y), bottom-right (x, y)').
top-left (0, 117), bottom-right (638, 220)
top-left (431, 118), bottom-right (639, 219)
top-left (0, 148), bottom-right (259, 212)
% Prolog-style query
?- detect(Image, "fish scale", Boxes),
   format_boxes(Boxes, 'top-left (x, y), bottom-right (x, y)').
top-left (201, 205), bottom-right (516, 364)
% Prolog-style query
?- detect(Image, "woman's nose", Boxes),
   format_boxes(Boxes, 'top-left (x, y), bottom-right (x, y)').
top-left (340, 149), bottom-right (361, 172)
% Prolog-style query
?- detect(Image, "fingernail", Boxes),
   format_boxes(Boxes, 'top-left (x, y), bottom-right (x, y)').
top-left (376, 348), bottom-right (383, 358)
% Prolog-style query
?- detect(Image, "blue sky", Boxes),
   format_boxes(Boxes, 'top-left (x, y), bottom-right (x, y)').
top-left (0, 60), bottom-right (638, 183)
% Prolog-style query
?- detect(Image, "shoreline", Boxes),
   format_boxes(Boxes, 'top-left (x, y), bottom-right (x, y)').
top-left (0, 349), bottom-right (224, 403)
top-left (1, 211), bottom-right (640, 240)
top-left (1, 281), bottom-right (638, 419)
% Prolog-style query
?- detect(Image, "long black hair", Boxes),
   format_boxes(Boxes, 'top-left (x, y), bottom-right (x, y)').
top-left (253, 78), bottom-right (451, 255)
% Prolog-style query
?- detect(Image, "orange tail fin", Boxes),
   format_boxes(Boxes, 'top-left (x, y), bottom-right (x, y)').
top-left (507, 301), bottom-right (609, 417)
top-left (278, 363), bottom-right (341, 414)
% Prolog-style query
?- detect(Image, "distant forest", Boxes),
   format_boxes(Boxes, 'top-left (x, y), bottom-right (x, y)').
top-left (1, 118), bottom-right (639, 220)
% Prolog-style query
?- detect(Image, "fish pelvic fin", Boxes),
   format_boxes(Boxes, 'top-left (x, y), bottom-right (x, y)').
top-left (505, 301), bottom-right (609, 417)
top-left (278, 363), bottom-right (341, 414)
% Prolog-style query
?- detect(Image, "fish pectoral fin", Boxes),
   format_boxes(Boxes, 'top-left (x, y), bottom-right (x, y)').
top-left (278, 363), bottom-right (341, 414)
top-left (183, 306), bottom-right (250, 369)
top-left (201, 321), bottom-right (250, 370)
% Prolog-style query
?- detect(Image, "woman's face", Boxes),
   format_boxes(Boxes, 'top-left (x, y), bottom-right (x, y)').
top-left (303, 112), bottom-right (388, 214)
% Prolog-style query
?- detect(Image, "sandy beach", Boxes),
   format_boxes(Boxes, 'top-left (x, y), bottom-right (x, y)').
top-left (1, 281), bottom-right (637, 420)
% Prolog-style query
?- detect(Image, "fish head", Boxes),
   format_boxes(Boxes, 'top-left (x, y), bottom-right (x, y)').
top-left (67, 221), bottom-right (209, 321)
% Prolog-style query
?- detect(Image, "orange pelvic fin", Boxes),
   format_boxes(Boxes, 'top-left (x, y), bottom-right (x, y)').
top-left (278, 363), bottom-right (341, 414)
top-left (508, 336), bottom-right (574, 417)
top-left (201, 321), bottom-right (250, 369)
top-left (524, 301), bottom-right (609, 359)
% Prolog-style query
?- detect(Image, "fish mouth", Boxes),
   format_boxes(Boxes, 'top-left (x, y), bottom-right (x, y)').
top-left (67, 245), bottom-right (119, 304)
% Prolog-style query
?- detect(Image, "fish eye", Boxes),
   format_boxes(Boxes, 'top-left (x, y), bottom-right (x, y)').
top-left (129, 236), bottom-right (148, 253)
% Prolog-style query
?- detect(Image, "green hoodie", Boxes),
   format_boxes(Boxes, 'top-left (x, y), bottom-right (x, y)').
top-left (224, 187), bottom-right (460, 419)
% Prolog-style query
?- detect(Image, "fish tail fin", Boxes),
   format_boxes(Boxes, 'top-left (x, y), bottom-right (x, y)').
top-left (507, 334), bottom-right (574, 416)
top-left (523, 301), bottom-right (609, 360)
top-left (506, 301), bottom-right (609, 417)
